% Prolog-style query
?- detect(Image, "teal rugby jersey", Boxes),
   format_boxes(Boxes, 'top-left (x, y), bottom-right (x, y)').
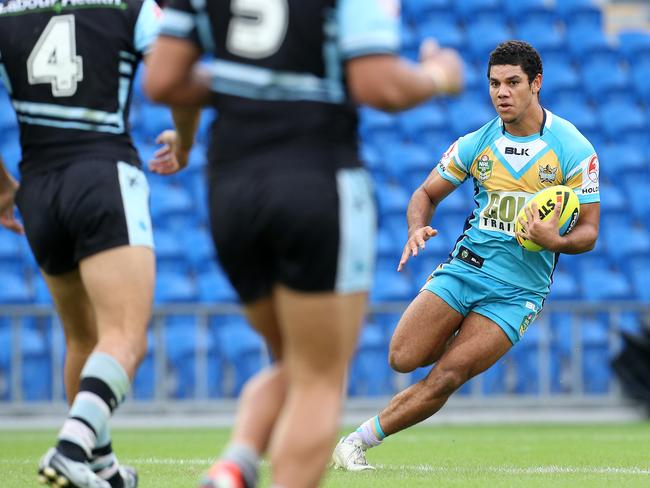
top-left (436, 109), bottom-right (600, 295)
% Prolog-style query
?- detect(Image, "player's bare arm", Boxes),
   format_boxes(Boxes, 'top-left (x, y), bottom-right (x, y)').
top-left (517, 202), bottom-right (599, 254)
top-left (398, 170), bottom-right (456, 271)
top-left (347, 39), bottom-right (464, 112)
top-left (145, 35), bottom-right (211, 106)
top-left (0, 157), bottom-right (23, 234)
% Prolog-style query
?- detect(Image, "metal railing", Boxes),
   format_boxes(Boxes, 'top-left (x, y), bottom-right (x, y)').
top-left (0, 302), bottom-right (649, 412)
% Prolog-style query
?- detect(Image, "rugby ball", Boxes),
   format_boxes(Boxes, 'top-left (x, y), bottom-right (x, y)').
top-left (515, 185), bottom-right (580, 252)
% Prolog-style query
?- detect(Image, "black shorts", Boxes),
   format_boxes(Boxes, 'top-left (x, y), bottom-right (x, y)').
top-left (209, 166), bottom-right (376, 303)
top-left (16, 159), bottom-right (153, 275)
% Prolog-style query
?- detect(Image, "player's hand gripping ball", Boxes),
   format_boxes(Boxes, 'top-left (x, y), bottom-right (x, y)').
top-left (515, 185), bottom-right (580, 252)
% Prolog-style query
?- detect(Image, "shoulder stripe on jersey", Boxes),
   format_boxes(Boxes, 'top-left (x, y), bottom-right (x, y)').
top-left (206, 59), bottom-right (345, 103)
top-left (339, 32), bottom-right (400, 58)
top-left (160, 8), bottom-right (195, 37)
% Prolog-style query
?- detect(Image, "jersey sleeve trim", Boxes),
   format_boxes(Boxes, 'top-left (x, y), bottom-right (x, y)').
top-left (159, 8), bottom-right (197, 40)
top-left (134, 0), bottom-right (162, 54)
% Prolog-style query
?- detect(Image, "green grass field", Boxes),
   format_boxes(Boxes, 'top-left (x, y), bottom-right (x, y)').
top-left (1, 423), bottom-right (649, 487)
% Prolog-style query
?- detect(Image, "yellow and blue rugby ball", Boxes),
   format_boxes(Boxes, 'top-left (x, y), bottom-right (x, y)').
top-left (515, 185), bottom-right (580, 252)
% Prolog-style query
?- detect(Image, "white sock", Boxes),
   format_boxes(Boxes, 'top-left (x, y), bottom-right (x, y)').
top-left (346, 415), bottom-right (385, 448)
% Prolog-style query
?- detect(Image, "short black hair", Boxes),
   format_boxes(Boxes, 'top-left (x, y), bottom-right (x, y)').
top-left (487, 40), bottom-right (543, 84)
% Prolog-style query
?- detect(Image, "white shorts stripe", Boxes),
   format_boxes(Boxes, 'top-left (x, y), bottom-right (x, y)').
top-left (335, 168), bottom-right (376, 293)
top-left (117, 162), bottom-right (154, 249)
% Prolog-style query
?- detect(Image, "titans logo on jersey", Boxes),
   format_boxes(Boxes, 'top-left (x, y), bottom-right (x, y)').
top-left (437, 110), bottom-right (600, 295)
top-left (0, 0), bottom-right (161, 175)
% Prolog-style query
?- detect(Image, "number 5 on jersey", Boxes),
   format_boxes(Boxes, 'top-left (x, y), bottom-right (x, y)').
top-left (27, 15), bottom-right (83, 97)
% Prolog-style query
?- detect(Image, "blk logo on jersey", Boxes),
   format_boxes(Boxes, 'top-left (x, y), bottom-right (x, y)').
top-left (538, 164), bottom-right (558, 184)
top-left (505, 147), bottom-right (529, 156)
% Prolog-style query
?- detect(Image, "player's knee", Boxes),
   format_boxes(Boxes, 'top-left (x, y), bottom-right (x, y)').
top-left (425, 367), bottom-right (466, 398)
top-left (388, 346), bottom-right (417, 373)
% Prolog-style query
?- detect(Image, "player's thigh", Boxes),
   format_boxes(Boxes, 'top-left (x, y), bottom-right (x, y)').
top-left (274, 285), bottom-right (367, 384)
top-left (389, 290), bottom-right (464, 372)
top-left (242, 296), bottom-right (283, 360)
top-left (433, 312), bottom-right (512, 383)
top-left (41, 268), bottom-right (96, 346)
top-left (79, 245), bottom-right (155, 338)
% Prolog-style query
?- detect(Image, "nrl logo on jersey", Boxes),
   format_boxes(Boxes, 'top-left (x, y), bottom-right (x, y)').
top-left (538, 164), bottom-right (558, 183)
top-left (476, 155), bottom-right (493, 182)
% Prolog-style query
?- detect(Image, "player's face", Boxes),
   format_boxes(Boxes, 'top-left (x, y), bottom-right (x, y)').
top-left (488, 65), bottom-right (541, 124)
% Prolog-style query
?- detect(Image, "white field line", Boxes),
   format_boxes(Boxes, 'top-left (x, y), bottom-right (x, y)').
top-left (2, 458), bottom-right (649, 475)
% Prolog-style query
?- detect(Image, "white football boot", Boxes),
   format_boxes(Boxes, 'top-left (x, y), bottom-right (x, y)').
top-left (331, 436), bottom-right (375, 471)
top-left (38, 448), bottom-right (111, 488)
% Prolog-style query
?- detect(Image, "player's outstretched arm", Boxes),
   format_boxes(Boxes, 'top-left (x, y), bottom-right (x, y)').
top-left (398, 170), bottom-right (457, 271)
top-left (347, 40), bottom-right (464, 112)
top-left (0, 157), bottom-right (24, 234)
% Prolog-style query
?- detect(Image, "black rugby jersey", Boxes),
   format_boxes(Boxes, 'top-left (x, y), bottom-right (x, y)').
top-left (0, 0), bottom-right (161, 175)
top-left (159, 0), bottom-right (400, 171)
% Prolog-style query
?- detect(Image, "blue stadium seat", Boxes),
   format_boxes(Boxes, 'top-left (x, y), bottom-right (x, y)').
top-left (153, 229), bottom-right (189, 274)
top-left (597, 143), bottom-right (645, 181)
top-left (0, 272), bottom-right (32, 303)
top-left (447, 97), bottom-right (494, 137)
top-left (514, 20), bottom-right (565, 54)
top-left (417, 19), bottom-right (465, 51)
top-left (132, 330), bottom-right (155, 400)
top-left (183, 226), bottom-right (215, 269)
top-left (547, 97), bottom-right (598, 135)
top-left (548, 312), bottom-right (574, 393)
top-left (631, 60), bottom-right (650, 104)
top-left (630, 260), bottom-right (650, 301)
top-left (348, 323), bottom-right (392, 396)
top-left (32, 273), bottom-right (53, 305)
top-left (622, 177), bottom-right (650, 222)
top-left (0, 136), bottom-right (21, 177)
top-left (504, 0), bottom-right (556, 24)
top-left (454, 0), bottom-right (501, 24)
top-left (580, 61), bottom-right (630, 104)
top-left (0, 324), bottom-right (51, 401)
top-left (464, 19), bottom-right (511, 63)
top-left (604, 223), bottom-right (650, 264)
top-left (0, 232), bottom-right (24, 274)
top-left (618, 30), bottom-right (650, 65)
top-left (598, 182), bottom-right (627, 216)
top-left (511, 324), bottom-right (549, 394)
top-left (154, 271), bottom-right (197, 304)
top-left (149, 183), bottom-right (194, 228)
top-left (581, 315), bottom-right (611, 393)
top-left (548, 268), bottom-right (580, 301)
top-left (0, 93), bottom-right (16, 131)
top-left (556, 0), bottom-right (603, 29)
top-left (370, 268), bottom-right (414, 302)
top-left (197, 267), bottom-right (239, 303)
top-left (375, 181), bottom-right (410, 216)
top-left (580, 268), bottom-right (633, 302)
top-left (134, 102), bottom-right (174, 140)
top-left (566, 28), bottom-right (612, 65)
top-left (402, 0), bottom-right (455, 25)
top-left (214, 319), bottom-right (265, 397)
top-left (598, 101), bottom-right (647, 141)
top-left (165, 316), bottom-right (215, 399)
top-left (377, 225), bottom-right (403, 259)
top-left (397, 104), bottom-right (447, 142)
top-left (540, 60), bottom-right (580, 101)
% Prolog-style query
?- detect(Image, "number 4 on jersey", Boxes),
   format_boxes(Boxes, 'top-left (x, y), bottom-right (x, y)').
top-left (27, 15), bottom-right (83, 97)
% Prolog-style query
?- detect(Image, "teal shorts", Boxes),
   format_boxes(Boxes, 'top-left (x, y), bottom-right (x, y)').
top-left (422, 261), bottom-right (546, 344)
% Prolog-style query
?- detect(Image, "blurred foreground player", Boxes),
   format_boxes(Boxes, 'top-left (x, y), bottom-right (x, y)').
top-left (0, 0), bottom-right (196, 486)
top-left (145, 1), bottom-right (463, 487)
